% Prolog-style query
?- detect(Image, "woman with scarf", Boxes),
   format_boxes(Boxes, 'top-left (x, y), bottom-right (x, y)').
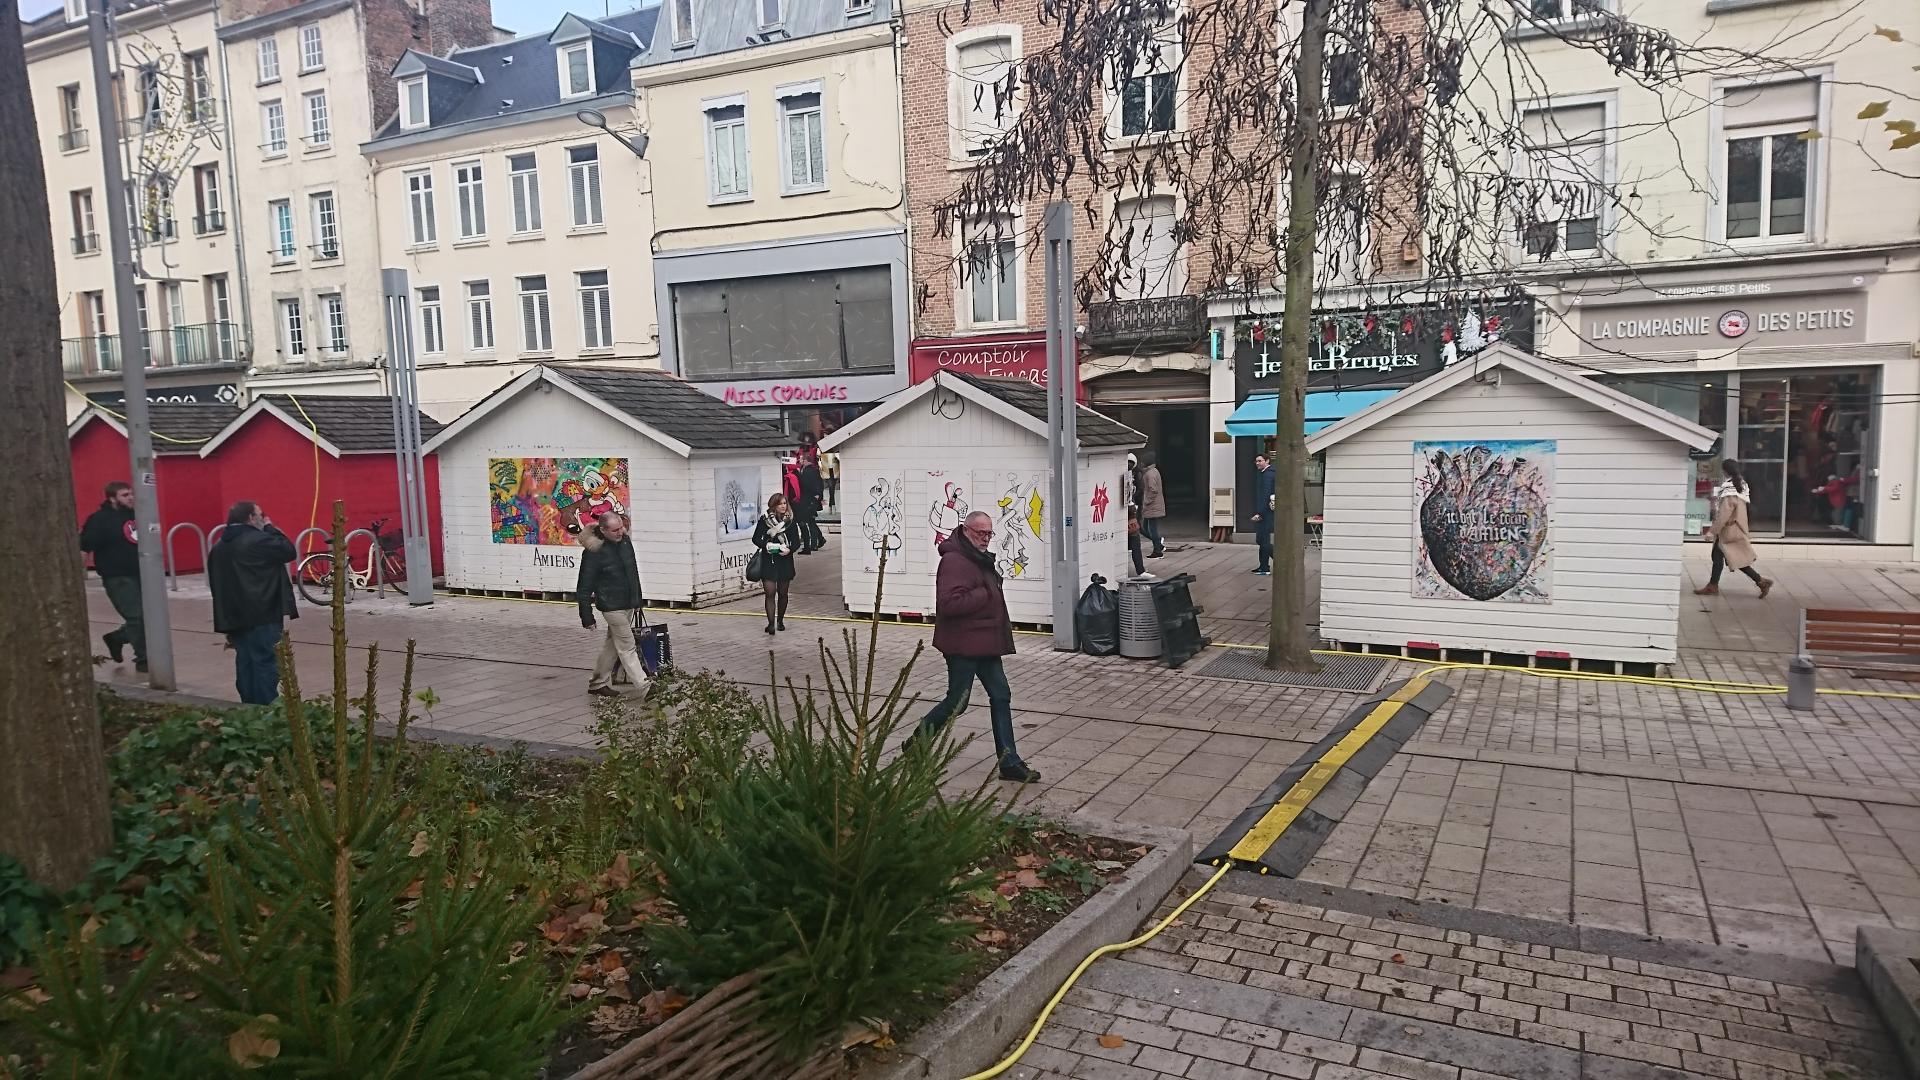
top-left (753, 492), bottom-right (803, 633)
top-left (1695, 459), bottom-right (1773, 598)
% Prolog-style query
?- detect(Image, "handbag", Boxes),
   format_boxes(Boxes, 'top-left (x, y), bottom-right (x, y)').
top-left (634, 610), bottom-right (670, 677)
top-left (746, 550), bottom-right (767, 582)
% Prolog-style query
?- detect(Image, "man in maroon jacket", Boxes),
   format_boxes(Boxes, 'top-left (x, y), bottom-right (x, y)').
top-left (904, 511), bottom-right (1039, 783)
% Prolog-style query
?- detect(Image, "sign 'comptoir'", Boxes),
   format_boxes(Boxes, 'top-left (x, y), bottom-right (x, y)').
top-left (908, 333), bottom-right (1088, 401)
top-left (1577, 291), bottom-right (1866, 354)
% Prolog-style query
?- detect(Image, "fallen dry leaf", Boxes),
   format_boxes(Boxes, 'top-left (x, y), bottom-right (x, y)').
top-left (973, 928), bottom-right (1011, 946)
top-left (1013, 869), bottom-right (1043, 889)
top-left (640, 988), bottom-right (690, 1025)
top-left (1014, 853), bottom-right (1047, 869)
top-left (598, 951), bottom-right (625, 974)
top-left (1098, 1034), bottom-right (1127, 1049)
top-left (589, 1004), bottom-right (644, 1039)
top-left (603, 852), bottom-right (633, 891)
top-left (568, 983), bottom-right (595, 1001)
top-left (408, 831), bottom-right (430, 857)
top-left (228, 1015), bottom-right (281, 1068)
top-left (841, 1018), bottom-right (893, 1049)
top-left (0, 967), bottom-right (37, 991)
top-left (995, 882), bottom-right (1020, 898)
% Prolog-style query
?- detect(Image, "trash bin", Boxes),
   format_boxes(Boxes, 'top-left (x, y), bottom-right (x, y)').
top-left (1118, 576), bottom-right (1162, 659)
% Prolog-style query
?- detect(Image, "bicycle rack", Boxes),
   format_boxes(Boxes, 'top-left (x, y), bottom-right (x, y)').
top-left (290, 526), bottom-right (330, 555)
top-left (163, 522), bottom-right (208, 592)
top-left (342, 528), bottom-right (386, 599)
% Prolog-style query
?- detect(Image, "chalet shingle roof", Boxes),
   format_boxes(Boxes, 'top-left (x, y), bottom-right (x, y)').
top-left (952, 374), bottom-right (1146, 449)
top-left (259, 395), bottom-right (443, 452)
top-left (553, 367), bottom-right (790, 451)
top-left (147, 403), bottom-right (242, 447)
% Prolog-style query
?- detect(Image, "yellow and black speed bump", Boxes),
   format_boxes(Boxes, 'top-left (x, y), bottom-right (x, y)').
top-left (1197, 677), bottom-right (1454, 877)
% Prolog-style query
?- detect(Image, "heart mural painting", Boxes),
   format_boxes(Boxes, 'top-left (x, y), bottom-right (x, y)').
top-left (1412, 440), bottom-right (1555, 603)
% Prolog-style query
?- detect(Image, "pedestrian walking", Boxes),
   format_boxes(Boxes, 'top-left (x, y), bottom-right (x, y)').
top-left (904, 511), bottom-right (1040, 783)
top-left (1695, 459), bottom-right (1774, 598)
top-left (796, 458), bottom-right (826, 553)
top-left (1139, 453), bottom-right (1167, 558)
top-left (1127, 506), bottom-right (1145, 576)
top-left (79, 480), bottom-right (147, 672)
top-left (577, 511), bottom-right (650, 699)
top-left (207, 501), bottom-right (298, 705)
top-left (1249, 454), bottom-right (1275, 576)
top-left (753, 493), bottom-right (802, 633)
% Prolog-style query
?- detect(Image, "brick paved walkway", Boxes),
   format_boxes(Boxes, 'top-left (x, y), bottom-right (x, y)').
top-left (95, 539), bottom-right (1920, 970)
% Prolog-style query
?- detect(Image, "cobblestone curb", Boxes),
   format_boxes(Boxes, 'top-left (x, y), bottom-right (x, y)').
top-left (862, 815), bottom-right (1196, 1080)
top-left (1855, 926), bottom-right (1920, 1075)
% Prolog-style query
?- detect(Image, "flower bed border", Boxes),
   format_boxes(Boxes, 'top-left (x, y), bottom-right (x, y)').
top-left (857, 815), bottom-right (1194, 1080)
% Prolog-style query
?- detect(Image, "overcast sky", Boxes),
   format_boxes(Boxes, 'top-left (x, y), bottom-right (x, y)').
top-left (18, 0), bottom-right (657, 37)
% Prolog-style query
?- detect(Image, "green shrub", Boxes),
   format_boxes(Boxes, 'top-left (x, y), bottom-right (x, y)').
top-left (590, 669), bottom-right (761, 838)
top-left (642, 629), bottom-right (1004, 1059)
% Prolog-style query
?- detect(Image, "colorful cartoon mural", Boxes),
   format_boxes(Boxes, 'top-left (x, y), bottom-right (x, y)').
top-left (928, 472), bottom-right (968, 554)
top-left (1412, 440), bottom-right (1554, 603)
top-left (489, 457), bottom-right (630, 546)
top-left (974, 470), bottom-right (1047, 580)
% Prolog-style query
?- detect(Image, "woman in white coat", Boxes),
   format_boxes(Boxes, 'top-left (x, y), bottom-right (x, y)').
top-left (1695, 459), bottom-right (1773, 598)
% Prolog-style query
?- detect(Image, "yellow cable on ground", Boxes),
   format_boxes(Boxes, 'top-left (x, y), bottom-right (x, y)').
top-left (962, 860), bottom-right (1235, 1080)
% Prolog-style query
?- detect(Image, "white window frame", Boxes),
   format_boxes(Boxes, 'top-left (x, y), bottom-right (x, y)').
top-left (322, 292), bottom-right (348, 353)
top-left (84, 291), bottom-right (108, 340)
top-left (1512, 92), bottom-right (1613, 262)
top-left (207, 275), bottom-right (231, 325)
top-left (508, 152), bottom-right (542, 234)
top-left (310, 190), bottom-right (340, 259)
top-left (517, 275), bottom-right (553, 354)
top-left (758, 0), bottom-right (783, 28)
top-left (959, 212), bottom-right (1022, 329)
top-left (846, 0), bottom-right (874, 11)
top-left (418, 286), bottom-right (444, 355)
top-left (1527, 0), bottom-right (1613, 21)
top-left (559, 42), bottom-right (594, 99)
top-left (577, 270), bottom-right (613, 351)
top-left (303, 89), bottom-right (330, 148)
top-left (948, 26), bottom-right (1021, 159)
top-left (399, 76), bottom-right (427, 130)
top-left (567, 144), bottom-right (603, 227)
top-left (163, 282), bottom-right (186, 330)
top-left (269, 198), bottom-right (296, 263)
top-left (704, 95), bottom-right (751, 204)
top-left (776, 82), bottom-right (827, 195)
top-left (261, 99), bottom-right (287, 156)
top-left (1105, 14), bottom-right (1184, 143)
top-left (454, 159), bottom-right (487, 239)
top-left (257, 37), bottom-right (281, 84)
top-left (466, 280), bottom-right (495, 351)
top-left (405, 169), bottom-right (437, 246)
top-left (59, 84), bottom-right (83, 137)
top-left (670, 0), bottom-right (695, 47)
top-left (1709, 70), bottom-right (1828, 248)
top-left (184, 52), bottom-right (213, 122)
top-left (279, 297), bottom-right (306, 358)
top-left (1109, 191), bottom-right (1185, 300)
top-left (65, 0), bottom-right (85, 24)
top-left (298, 24), bottom-right (325, 72)
top-left (72, 188), bottom-right (96, 243)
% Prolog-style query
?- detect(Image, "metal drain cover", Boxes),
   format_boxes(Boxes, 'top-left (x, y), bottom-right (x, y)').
top-left (1192, 649), bottom-right (1391, 692)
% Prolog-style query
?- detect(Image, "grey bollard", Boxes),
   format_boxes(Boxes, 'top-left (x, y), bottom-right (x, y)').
top-left (1786, 655), bottom-right (1817, 711)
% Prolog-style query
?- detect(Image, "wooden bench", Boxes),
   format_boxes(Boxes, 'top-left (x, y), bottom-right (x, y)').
top-left (1801, 608), bottom-right (1920, 681)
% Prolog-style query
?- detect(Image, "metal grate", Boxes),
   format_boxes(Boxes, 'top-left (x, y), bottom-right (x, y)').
top-left (1191, 648), bottom-right (1391, 692)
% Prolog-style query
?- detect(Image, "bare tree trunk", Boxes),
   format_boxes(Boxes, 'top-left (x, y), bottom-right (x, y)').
top-left (1266, 0), bottom-right (1329, 672)
top-left (0, 5), bottom-right (113, 890)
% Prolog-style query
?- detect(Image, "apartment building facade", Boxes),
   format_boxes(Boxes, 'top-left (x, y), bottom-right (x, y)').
top-left (361, 7), bottom-right (661, 419)
top-left (27, 0), bottom-right (248, 413)
top-left (1497, 0), bottom-right (1920, 555)
top-left (634, 0), bottom-right (906, 443)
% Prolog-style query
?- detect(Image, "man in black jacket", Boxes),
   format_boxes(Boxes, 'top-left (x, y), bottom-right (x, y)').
top-left (79, 481), bottom-right (146, 672)
top-left (577, 512), bottom-right (648, 698)
top-left (207, 501), bottom-right (298, 705)
top-left (796, 460), bottom-right (826, 554)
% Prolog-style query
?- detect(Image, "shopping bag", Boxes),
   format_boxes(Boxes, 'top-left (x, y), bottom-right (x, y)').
top-left (635, 612), bottom-right (671, 677)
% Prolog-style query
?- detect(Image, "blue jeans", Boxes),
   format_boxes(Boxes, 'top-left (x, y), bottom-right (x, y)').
top-left (917, 654), bottom-right (1024, 770)
top-left (233, 621), bottom-right (284, 706)
top-left (1140, 517), bottom-right (1164, 554)
top-left (1254, 525), bottom-right (1273, 572)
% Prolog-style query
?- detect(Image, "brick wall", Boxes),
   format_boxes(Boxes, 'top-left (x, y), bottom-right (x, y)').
top-left (358, 0), bottom-right (495, 129)
top-left (901, 0), bottom-right (1428, 343)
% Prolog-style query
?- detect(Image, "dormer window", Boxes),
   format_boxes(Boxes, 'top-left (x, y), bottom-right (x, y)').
top-left (64, 0), bottom-right (86, 24)
top-left (560, 43), bottom-right (593, 98)
top-left (400, 76), bottom-right (427, 129)
top-left (759, 0), bottom-right (782, 28)
top-left (670, 0), bottom-right (695, 47)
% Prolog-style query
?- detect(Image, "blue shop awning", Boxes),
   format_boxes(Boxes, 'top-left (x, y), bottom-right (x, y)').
top-left (1224, 389), bottom-right (1398, 438)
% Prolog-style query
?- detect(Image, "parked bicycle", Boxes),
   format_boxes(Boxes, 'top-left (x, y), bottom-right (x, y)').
top-left (295, 519), bottom-right (407, 606)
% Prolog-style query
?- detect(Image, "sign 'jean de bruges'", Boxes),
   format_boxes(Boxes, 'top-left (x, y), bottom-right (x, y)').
top-left (1234, 298), bottom-right (1537, 395)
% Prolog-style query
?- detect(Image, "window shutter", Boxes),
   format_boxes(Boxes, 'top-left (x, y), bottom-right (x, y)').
top-left (538, 292), bottom-right (552, 349)
top-left (586, 163), bottom-right (602, 224)
top-left (1723, 79), bottom-right (1817, 128)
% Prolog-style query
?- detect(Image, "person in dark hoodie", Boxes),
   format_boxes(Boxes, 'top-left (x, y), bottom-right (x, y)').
top-left (903, 510), bottom-right (1039, 783)
top-left (207, 500), bottom-right (299, 705)
top-left (577, 510), bottom-right (649, 699)
top-left (79, 480), bottom-right (146, 672)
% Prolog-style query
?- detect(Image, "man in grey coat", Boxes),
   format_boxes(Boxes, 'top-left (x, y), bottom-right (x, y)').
top-left (1139, 453), bottom-right (1167, 559)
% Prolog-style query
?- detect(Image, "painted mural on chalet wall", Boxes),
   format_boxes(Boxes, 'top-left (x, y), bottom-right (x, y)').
top-left (1412, 440), bottom-right (1554, 604)
top-left (489, 457), bottom-right (630, 546)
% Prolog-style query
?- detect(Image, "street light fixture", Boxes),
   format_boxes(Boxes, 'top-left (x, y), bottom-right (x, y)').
top-left (576, 108), bottom-right (650, 159)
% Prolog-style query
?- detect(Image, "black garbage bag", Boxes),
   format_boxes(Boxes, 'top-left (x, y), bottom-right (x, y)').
top-left (1076, 573), bottom-right (1120, 656)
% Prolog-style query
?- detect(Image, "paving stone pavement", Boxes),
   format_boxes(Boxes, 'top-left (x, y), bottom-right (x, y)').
top-left (94, 540), bottom-right (1920, 969)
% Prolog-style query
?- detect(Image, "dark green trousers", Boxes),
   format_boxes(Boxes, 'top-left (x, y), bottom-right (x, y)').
top-left (101, 575), bottom-right (146, 663)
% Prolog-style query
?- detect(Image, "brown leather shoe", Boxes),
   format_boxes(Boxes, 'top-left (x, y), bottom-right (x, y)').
top-left (1693, 584), bottom-right (1719, 595)
top-left (1757, 578), bottom-right (1774, 599)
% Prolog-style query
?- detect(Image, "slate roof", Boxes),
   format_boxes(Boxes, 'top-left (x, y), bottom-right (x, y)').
top-left (554, 367), bottom-right (790, 451)
top-left (371, 6), bottom-right (659, 139)
top-left (258, 395), bottom-right (444, 452)
top-left (635, 0), bottom-right (891, 67)
top-left (149, 403), bottom-right (243, 447)
top-left (953, 374), bottom-right (1146, 449)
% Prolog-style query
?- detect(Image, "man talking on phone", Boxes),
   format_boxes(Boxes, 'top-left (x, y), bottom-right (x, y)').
top-left (207, 501), bottom-right (299, 705)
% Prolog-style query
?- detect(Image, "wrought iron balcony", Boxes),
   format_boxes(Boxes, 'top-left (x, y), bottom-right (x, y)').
top-left (1085, 294), bottom-right (1204, 349)
top-left (61, 321), bottom-right (247, 377)
top-left (58, 128), bottom-right (88, 152)
top-left (71, 232), bottom-right (99, 255)
top-left (309, 241), bottom-right (341, 260)
top-left (194, 211), bottom-right (226, 235)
